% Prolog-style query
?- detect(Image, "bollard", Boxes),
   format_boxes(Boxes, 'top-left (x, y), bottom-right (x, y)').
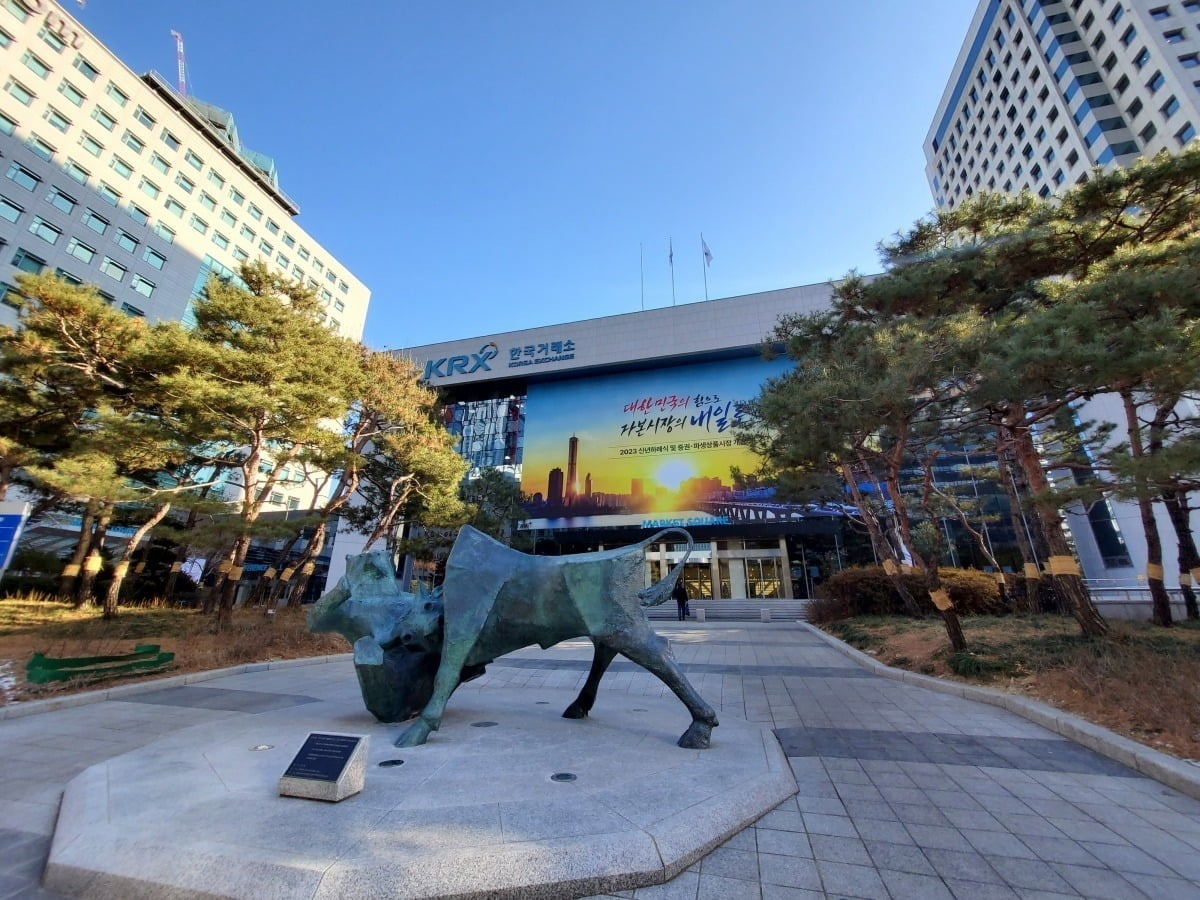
top-left (760, 608), bottom-right (771, 623)
top-left (695, 608), bottom-right (706, 623)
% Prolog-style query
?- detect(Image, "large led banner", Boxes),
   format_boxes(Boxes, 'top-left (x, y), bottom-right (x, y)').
top-left (519, 356), bottom-right (795, 532)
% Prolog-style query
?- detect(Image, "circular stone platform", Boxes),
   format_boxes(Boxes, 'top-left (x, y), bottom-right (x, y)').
top-left (44, 685), bottom-right (796, 899)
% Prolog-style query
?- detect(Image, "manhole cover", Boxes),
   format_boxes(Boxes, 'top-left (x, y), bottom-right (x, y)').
top-left (471, 721), bottom-right (498, 728)
top-left (378, 759), bottom-right (405, 768)
top-left (550, 772), bottom-right (577, 782)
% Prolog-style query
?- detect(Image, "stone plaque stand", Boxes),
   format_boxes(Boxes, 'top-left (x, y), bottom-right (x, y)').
top-left (278, 732), bottom-right (368, 802)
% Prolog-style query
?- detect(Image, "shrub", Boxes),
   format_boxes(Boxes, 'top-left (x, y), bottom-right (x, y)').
top-left (817, 565), bottom-right (1006, 618)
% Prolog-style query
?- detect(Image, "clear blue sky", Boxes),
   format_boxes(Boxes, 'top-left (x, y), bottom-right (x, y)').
top-left (77, 1), bottom-right (975, 349)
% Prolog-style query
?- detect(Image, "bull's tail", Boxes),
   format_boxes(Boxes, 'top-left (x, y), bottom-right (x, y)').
top-left (636, 527), bottom-right (695, 607)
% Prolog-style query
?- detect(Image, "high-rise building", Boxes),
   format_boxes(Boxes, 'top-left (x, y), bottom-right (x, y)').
top-left (926, 0), bottom-right (1200, 211)
top-left (0, 0), bottom-right (370, 338)
top-left (565, 435), bottom-right (579, 501)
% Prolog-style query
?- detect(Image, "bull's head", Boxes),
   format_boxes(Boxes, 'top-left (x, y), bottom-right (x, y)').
top-left (308, 551), bottom-right (445, 722)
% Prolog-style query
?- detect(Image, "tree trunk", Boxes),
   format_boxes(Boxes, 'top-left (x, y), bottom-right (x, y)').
top-left (1162, 490), bottom-right (1200, 620)
top-left (1005, 419), bottom-right (1108, 636)
top-left (995, 441), bottom-right (1041, 614)
top-left (75, 509), bottom-right (111, 607)
top-left (60, 506), bottom-right (96, 602)
top-left (282, 521), bottom-right (327, 607)
top-left (215, 534), bottom-right (250, 628)
top-left (1120, 390), bottom-right (1172, 626)
top-left (102, 503), bottom-right (171, 619)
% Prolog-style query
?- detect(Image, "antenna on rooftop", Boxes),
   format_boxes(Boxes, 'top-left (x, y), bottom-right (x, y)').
top-left (170, 29), bottom-right (187, 96)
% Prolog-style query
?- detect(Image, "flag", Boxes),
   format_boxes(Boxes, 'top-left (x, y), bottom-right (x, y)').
top-left (668, 238), bottom-right (674, 268)
top-left (701, 235), bottom-right (712, 267)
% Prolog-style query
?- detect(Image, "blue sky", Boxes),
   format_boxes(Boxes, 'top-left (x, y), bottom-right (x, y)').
top-left (76, 2), bottom-right (975, 349)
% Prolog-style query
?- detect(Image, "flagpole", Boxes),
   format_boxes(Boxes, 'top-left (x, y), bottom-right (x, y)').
top-left (669, 238), bottom-right (676, 306)
top-left (700, 233), bottom-right (709, 301)
top-left (639, 243), bottom-right (644, 310)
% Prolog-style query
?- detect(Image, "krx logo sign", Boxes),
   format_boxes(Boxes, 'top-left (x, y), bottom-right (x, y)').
top-left (424, 342), bottom-right (499, 379)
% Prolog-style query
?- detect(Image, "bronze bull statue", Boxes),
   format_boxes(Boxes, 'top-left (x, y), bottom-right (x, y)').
top-left (309, 526), bottom-right (718, 749)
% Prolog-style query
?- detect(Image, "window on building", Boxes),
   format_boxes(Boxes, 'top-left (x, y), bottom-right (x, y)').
top-left (229, 187), bottom-right (244, 206)
top-left (115, 229), bottom-right (138, 253)
top-left (219, 209), bottom-right (236, 227)
top-left (73, 55), bottom-right (99, 81)
top-left (27, 216), bottom-right (60, 245)
top-left (64, 159), bottom-right (89, 184)
top-left (1121, 25), bottom-right (1137, 46)
top-left (1163, 94), bottom-right (1181, 117)
top-left (26, 134), bottom-right (54, 160)
top-left (1141, 121), bottom-right (1159, 142)
top-left (239, 224), bottom-right (255, 241)
top-left (1115, 73), bottom-right (1131, 94)
top-left (1109, 5), bottom-right (1124, 24)
top-left (142, 246), bottom-right (166, 269)
top-left (36, 25), bottom-right (61, 52)
top-left (130, 274), bottom-right (155, 298)
top-left (189, 214), bottom-right (208, 235)
top-left (120, 302), bottom-right (144, 318)
top-left (248, 203), bottom-right (262, 221)
top-left (5, 162), bottom-right (39, 191)
top-left (0, 112), bottom-right (16, 136)
top-left (297, 246), bottom-right (309, 261)
top-left (184, 150), bottom-right (202, 170)
top-left (133, 106), bottom-right (155, 129)
top-left (160, 129), bottom-right (181, 151)
top-left (44, 106), bottom-right (70, 133)
top-left (122, 130), bottom-right (144, 154)
top-left (96, 182), bottom-right (120, 206)
top-left (212, 231), bottom-right (229, 250)
top-left (206, 169), bottom-right (225, 190)
top-left (128, 204), bottom-right (149, 226)
top-left (333, 298), bottom-right (345, 312)
top-left (4, 77), bottom-right (34, 106)
top-left (110, 155), bottom-right (133, 179)
top-left (282, 233), bottom-right (295, 249)
top-left (54, 268), bottom-right (81, 285)
top-left (138, 178), bottom-right (160, 199)
top-left (198, 191), bottom-right (216, 211)
top-left (259, 239), bottom-right (273, 255)
top-left (0, 195), bottom-right (23, 223)
top-left (174, 173), bottom-right (194, 194)
top-left (232, 246), bottom-right (248, 262)
top-left (91, 107), bottom-right (116, 132)
top-left (153, 222), bottom-right (174, 243)
top-left (105, 81), bottom-right (128, 106)
top-left (163, 197), bottom-right (184, 217)
top-left (1165, 29), bottom-right (1186, 43)
top-left (1149, 71), bottom-right (1166, 93)
top-left (21, 50), bottom-right (50, 79)
top-left (1128, 97), bottom-right (1144, 118)
top-left (1177, 121), bottom-right (1197, 143)
top-left (11, 248), bottom-right (45, 273)
top-left (150, 152), bottom-right (170, 174)
top-left (269, 491), bottom-right (284, 505)
top-left (1182, 53), bottom-right (1200, 68)
top-left (99, 256), bottom-right (125, 281)
top-left (58, 79), bottom-right (84, 106)
top-left (79, 132), bottom-right (104, 158)
top-left (82, 208), bottom-right (109, 234)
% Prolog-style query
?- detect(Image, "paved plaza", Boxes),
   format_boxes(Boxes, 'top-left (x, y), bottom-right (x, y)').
top-left (3, 621), bottom-right (1200, 898)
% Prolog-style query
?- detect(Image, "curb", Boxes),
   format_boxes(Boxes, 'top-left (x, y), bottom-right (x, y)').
top-left (0, 652), bottom-right (353, 721)
top-left (800, 622), bottom-right (1200, 802)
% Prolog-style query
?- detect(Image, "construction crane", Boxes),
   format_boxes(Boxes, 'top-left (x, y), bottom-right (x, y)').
top-left (170, 30), bottom-right (187, 96)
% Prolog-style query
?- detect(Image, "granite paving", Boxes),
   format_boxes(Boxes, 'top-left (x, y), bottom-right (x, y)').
top-left (3, 621), bottom-right (1200, 898)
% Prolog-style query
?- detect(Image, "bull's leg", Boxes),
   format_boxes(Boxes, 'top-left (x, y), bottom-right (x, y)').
top-left (394, 642), bottom-right (471, 747)
top-left (562, 641), bottom-right (618, 719)
top-left (614, 632), bottom-right (718, 749)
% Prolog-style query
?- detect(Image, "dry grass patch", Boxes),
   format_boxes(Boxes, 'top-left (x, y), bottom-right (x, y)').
top-left (824, 615), bottom-right (1200, 759)
top-left (0, 595), bottom-right (348, 705)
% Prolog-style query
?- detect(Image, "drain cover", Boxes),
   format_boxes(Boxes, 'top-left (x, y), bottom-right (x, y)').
top-left (378, 759), bottom-right (405, 768)
top-left (470, 721), bottom-right (498, 728)
top-left (550, 772), bottom-right (577, 782)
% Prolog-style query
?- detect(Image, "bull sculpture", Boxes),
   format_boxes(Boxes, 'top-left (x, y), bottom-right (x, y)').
top-left (308, 526), bottom-right (718, 749)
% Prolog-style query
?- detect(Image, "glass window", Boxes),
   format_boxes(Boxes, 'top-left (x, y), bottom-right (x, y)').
top-left (138, 177), bottom-right (161, 199)
top-left (1151, 6), bottom-right (1172, 20)
top-left (73, 56), bottom-right (99, 81)
top-left (120, 302), bottom-right (144, 318)
top-left (333, 298), bottom-right (345, 313)
top-left (28, 216), bottom-right (61, 245)
top-left (128, 204), bottom-right (149, 226)
top-left (1121, 25), bottom-right (1137, 46)
top-left (150, 152), bottom-right (170, 174)
top-left (44, 106), bottom-right (71, 133)
top-left (26, 134), bottom-right (54, 160)
top-left (105, 81), bottom-right (128, 106)
top-left (64, 158), bottom-right (89, 184)
top-left (239, 224), bottom-right (255, 241)
top-left (91, 107), bottom-right (116, 131)
top-left (130, 274), bottom-right (154, 298)
top-left (99, 256), bottom-right (125, 281)
top-left (1182, 54), bottom-right (1200, 68)
top-left (248, 203), bottom-right (262, 221)
top-left (198, 191), bottom-right (216, 211)
top-left (212, 231), bottom-right (229, 250)
top-left (232, 246), bottom-right (249, 262)
top-left (266, 219), bottom-right (280, 235)
top-left (2, 0), bottom-right (29, 22)
top-left (21, 51), bottom-right (50, 79)
top-left (11, 248), bottom-right (45, 273)
top-left (110, 156), bottom-right (133, 179)
top-left (1165, 29), bottom-right (1186, 43)
top-left (282, 233), bottom-right (295, 249)
top-left (0, 26), bottom-right (11, 47)
top-left (219, 209), bottom-right (236, 227)
top-left (230, 188), bottom-right (244, 206)
top-left (160, 129), bottom-right (181, 151)
top-left (58, 79), bottom-right (84, 106)
top-left (5, 162), bottom-right (39, 191)
top-left (142, 246), bottom-right (166, 269)
top-left (79, 132), bottom-right (103, 157)
top-left (163, 197), bottom-right (184, 217)
top-left (153, 222), bottom-right (175, 244)
top-left (174, 173), bottom-right (194, 193)
top-left (96, 182), bottom-right (120, 206)
top-left (0, 112), bottom-right (16, 135)
top-left (207, 169), bottom-right (225, 190)
top-left (259, 239), bottom-right (273, 255)
top-left (1177, 122), bottom-right (1197, 144)
top-left (115, 229), bottom-right (138, 253)
top-left (189, 214), bottom-right (208, 234)
top-left (122, 130), bottom-right (144, 154)
top-left (5, 78), bottom-right (34, 106)
top-left (0, 194), bottom-right (23, 223)
top-left (1149, 71), bottom-right (1166, 92)
top-left (1163, 95), bottom-right (1181, 117)
top-left (55, 268), bottom-right (82, 285)
top-left (276, 252), bottom-right (289, 268)
top-left (82, 208), bottom-right (109, 234)
top-left (338, 280), bottom-right (349, 294)
top-left (133, 106), bottom-right (155, 129)
top-left (1141, 121), bottom-right (1159, 142)
top-left (297, 246), bottom-right (309, 261)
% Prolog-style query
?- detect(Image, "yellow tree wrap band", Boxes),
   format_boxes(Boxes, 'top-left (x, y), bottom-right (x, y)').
top-left (300, 562), bottom-right (315, 575)
top-left (217, 560), bottom-right (232, 575)
top-left (263, 567), bottom-right (277, 580)
top-left (929, 589), bottom-right (953, 611)
top-left (1047, 556), bottom-right (1081, 576)
top-left (993, 572), bottom-right (1007, 584)
top-left (112, 561), bottom-right (129, 579)
top-left (62, 563), bottom-right (81, 577)
top-left (1023, 563), bottom-right (1040, 579)
top-left (228, 566), bottom-right (244, 581)
top-left (1146, 563), bottom-right (1164, 581)
top-left (279, 567), bottom-right (295, 583)
top-left (882, 559), bottom-right (898, 575)
top-left (134, 561), bottom-right (146, 574)
top-left (83, 555), bottom-right (103, 573)
top-left (170, 561), bottom-right (183, 572)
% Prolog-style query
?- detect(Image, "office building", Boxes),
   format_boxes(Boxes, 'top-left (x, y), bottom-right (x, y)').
top-left (926, 0), bottom-right (1200, 210)
top-left (0, 0), bottom-right (369, 339)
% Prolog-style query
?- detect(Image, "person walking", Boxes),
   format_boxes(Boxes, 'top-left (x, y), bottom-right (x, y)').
top-left (673, 579), bottom-right (689, 621)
